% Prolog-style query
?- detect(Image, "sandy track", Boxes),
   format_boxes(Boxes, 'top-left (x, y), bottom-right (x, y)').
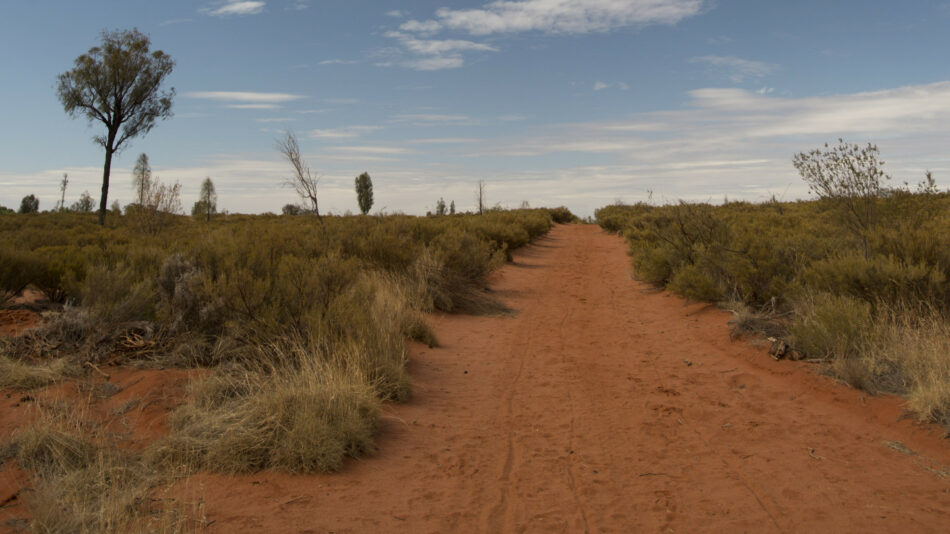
top-left (196, 225), bottom-right (950, 533)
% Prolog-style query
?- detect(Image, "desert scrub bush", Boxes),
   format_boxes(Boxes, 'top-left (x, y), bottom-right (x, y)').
top-left (594, 202), bottom-right (653, 234)
top-left (149, 342), bottom-right (380, 474)
top-left (788, 292), bottom-right (876, 389)
top-left (802, 254), bottom-right (948, 308)
top-left (543, 206), bottom-right (579, 224)
top-left (0, 245), bottom-right (36, 305)
top-left (667, 264), bottom-right (724, 302)
top-left (80, 263), bottom-right (157, 324)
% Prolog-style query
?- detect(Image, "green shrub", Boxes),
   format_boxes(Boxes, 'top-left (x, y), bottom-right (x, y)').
top-left (668, 264), bottom-right (723, 302)
top-left (788, 292), bottom-right (872, 364)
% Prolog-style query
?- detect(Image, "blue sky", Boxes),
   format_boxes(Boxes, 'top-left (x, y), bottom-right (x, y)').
top-left (2, 0), bottom-right (950, 216)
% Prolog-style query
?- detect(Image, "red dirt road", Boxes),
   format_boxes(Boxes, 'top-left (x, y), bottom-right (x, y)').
top-left (196, 225), bottom-right (950, 533)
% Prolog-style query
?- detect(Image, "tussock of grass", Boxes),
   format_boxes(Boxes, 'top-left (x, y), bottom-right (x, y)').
top-left (148, 342), bottom-right (380, 474)
top-left (868, 304), bottom-right (950, 425)
top-left (4, 406), bottom-right (194, 533)
top-left (0, 355), bottom-right (77, 390)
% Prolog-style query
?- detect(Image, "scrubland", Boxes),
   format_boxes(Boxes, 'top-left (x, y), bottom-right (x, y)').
top-left (596, 191), bottom-right (950, 427)
top-left (0, 206), bottom-right (575, 531)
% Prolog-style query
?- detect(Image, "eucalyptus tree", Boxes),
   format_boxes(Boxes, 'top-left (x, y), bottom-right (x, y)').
top-left (56, 29), bottom-right (175, 225)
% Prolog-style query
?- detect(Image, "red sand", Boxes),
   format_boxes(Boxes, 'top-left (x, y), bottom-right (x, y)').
top-left (189, 225), bottom-right (950, 533)
top-left (0, 310), bottom-right (40, 337)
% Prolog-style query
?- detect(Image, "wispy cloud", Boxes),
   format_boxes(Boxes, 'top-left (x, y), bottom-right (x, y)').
top-left (388, 1), bottom-right (702, 71)
top-left (386, 10), bottom-right (406, 18)
top-left (400, 0), bottom-right (704, 36)
top-left (690, 55), bottom-right (777, 83)
top-left (308, 126), bottom-right (383, 139)
top-left (200, 1), bottom-right (266, 17)
top-left (405, 138), bottom-right (481, 145)
top-left (448, 80), bottom-right (950, 210)
top-left (319, 59), bottom-right (359, 65)
top-left (405, 56), bottom-right (465, 71)
top-left (333, 146), bottom-right (413, 155)
top-left (384, 31), bottom-right (498, 70)
top-left (160, 18), bottom-right (194, 26)
top-left (186, 91), bottom-right (305, 104)
top-left (228, 104), bottom-right (279, 109)
top-left (391, 113), bottom-right (474, 125)
top-left (256, 117), bottom-right (296, 123)
top-left (593, 81), bottom-right (630, 91)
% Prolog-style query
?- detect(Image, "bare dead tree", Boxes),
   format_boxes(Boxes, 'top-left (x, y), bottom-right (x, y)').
top-left (277, 131), bottom-right (320, 218)
top-left (475, 180), bottom-right (486, 215)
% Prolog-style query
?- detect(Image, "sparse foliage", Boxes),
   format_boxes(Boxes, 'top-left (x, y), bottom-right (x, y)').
top-left (19, 194), bottom-right (39, 214)
top-left (277, 131), bottom-right (320, 217)
top-left (793, 139), bottom-right (889, 258)
top-left (128, 173), bottom-right (181, 234)
top-left (132, 153), bottom-right (152, 206)
top-left (450, 200), bottom-right (456, 215)
top-left (56, 29), bottom-right (175, 225)
top-left (282, 204), bottom-right (302, 216)
top-left (475, 180), bottom-right (486, 215)
top-left (57, 173), bottom-right (69, 211)
top-left (435, 197), bottom-right (447, 216)
top-left (70, 191), bottom-right (95, 213)
top-left (192, 177), bottom-right (217, 221)
top-left (355, 172), bottom-right (374, 215)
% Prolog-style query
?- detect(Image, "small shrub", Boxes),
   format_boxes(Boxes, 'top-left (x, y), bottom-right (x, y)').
top-left (668, 264), bottom-right (723, 302)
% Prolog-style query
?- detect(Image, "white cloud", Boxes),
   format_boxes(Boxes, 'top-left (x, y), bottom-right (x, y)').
top-left (391, 113), bottom-right (474, 125)
top-left (256, 117), bottom-right (296, 123)
top-left (308, 126), bottom-right (383, 139)
top-left (186, 91), bottom-right (305, 104)
top-left (160, 18), bottom-right (193, 26)
top-left (201, 1), bottom-right (266, 17)
top-left (389, 1), bottom-right (701, 71)
top-left (384, 31), bottom-right (498, 71)
top-left (319, 59), bottom-right (359, 65)
top-left (228, 104), bottom-right (279, 109)
top-left (386, 31), bottom-right (498, 55)
top-left (387, 10), bottom-right (406, 18)
top-left (406, 55), bottom-right (465, 71)
top-left (403, 0), bottom-right (704, 36)
top-left (451, 80), bottom-right (950, 211)
top-left (593, 81), bottom-right (630, 91)
top-left (333, 146), bottom-right (413, 155)
top-left (405, 138), bottom-right (481, 145)
top-left (399, 19), bottom-right (443, 34)
top-left (690, 55), bottom-right (777, 83)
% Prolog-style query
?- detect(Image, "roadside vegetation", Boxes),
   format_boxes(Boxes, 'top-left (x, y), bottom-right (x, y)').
top-left (596, 140), bottom-right (950, 428)
top-left (0, 206), bottom-right (573, 531)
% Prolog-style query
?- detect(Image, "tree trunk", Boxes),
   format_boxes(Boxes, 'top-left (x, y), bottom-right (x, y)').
top-left (98, 147), bottom-right (114, 226)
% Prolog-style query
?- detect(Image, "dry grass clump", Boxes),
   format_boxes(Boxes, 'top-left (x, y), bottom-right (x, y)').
top-left (0, 355), bottom-right (78, 389)
top-left (149, 342), bottom-right (380, 474)
top-left (867, 304), bottom-right (950, 425)
top-left (3, 405), bottom-right (195, 533)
